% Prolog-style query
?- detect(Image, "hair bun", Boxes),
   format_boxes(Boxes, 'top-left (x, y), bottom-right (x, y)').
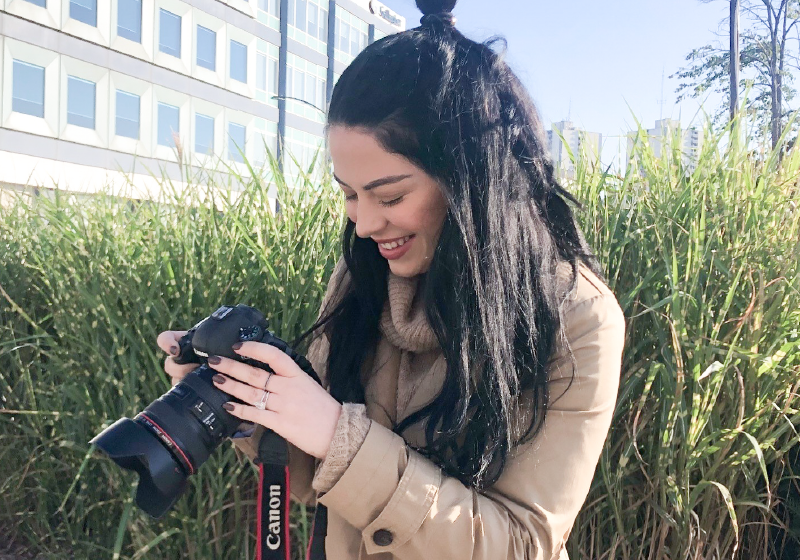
top-left (415, 0), bottom-right (457, 17)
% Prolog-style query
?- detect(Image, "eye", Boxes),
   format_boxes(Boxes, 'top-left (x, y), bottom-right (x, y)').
top-left (345, 194), bottom-right (357, 201)
top-left (379, 196), bottom-right (404, 207)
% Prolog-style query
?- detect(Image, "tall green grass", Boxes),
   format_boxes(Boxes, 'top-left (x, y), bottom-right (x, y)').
top-left (0, 154), bottom-right (342, 559)
top-left (1, 116), bottom-right (799, 559)
top-left (567, 116), bottom-right (800, 559)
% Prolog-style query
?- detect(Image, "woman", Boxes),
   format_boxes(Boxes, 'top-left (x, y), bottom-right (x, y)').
top-left (157, 0), bottom-right (626, 557)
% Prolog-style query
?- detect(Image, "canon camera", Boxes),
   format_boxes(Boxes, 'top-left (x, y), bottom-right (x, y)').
top-left (90, 304), bottom-right (319, 518)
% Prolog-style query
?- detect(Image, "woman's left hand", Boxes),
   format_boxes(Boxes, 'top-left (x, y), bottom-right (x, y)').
top-left (208, 341), bottom-right (342, 460)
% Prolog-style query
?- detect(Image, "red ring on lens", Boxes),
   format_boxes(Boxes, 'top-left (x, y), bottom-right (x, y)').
top-left (137, 413), bottom-right (195, 475)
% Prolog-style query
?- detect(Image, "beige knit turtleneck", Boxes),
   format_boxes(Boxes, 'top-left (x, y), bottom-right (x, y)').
top-left (312, 267), bottom-right (441, 493)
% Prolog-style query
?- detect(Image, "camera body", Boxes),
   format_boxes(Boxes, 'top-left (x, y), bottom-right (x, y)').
top-left (91, 304), bottom-right (318, 518)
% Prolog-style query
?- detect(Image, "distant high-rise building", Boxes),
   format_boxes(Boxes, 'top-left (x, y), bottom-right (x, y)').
top-left (546, 120), bottom-right (602, 181)
top-left (627, 118), bottom-right (703, 173)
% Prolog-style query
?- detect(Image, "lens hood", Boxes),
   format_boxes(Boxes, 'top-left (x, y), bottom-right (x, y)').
top-left (91, 417), bottom-right (188, 518)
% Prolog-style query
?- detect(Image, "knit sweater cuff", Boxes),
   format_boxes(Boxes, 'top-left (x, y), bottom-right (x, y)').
top-left (312, 403), bottom-right (372, 494)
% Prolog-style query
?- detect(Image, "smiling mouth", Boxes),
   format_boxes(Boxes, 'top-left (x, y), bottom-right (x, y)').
top-left (377, 235), bottom-right (414, 250)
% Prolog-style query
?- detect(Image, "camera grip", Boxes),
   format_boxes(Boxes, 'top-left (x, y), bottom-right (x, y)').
top-left (173, 328), bottom-right (201, 365)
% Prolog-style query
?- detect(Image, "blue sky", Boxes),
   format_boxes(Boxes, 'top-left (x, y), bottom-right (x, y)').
top-left (383, 0), bottom-right (732, 158)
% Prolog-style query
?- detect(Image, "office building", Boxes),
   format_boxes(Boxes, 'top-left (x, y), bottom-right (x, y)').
top-left (0, 0), bottom-right (405, 205)
top-left (627, 118), bottom-right (703, 173)
top-left (546, 120), bottom-right (602, 181)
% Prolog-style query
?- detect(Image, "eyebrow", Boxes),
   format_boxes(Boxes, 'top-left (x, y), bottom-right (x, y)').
top-left (333, 173), bottom-right (412, 192)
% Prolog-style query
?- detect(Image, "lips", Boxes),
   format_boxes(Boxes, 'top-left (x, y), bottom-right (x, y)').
top-left (377, 235), bottom-right (415, 260)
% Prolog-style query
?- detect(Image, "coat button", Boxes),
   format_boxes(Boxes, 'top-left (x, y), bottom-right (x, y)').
top-left (372, 529), bottom-right (394, 546)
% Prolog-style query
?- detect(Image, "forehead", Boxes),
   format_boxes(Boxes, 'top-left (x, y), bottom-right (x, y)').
top-left (328, 126), bottom-right (417, 186)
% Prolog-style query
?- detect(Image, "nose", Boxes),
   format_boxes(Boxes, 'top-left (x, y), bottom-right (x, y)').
top-left (353, 200), bottom-right (387, 239)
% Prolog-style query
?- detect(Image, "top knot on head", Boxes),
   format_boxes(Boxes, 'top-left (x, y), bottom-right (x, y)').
top-left (420, 12), bottom-right (456, 28)
top-left (416, 0), bottom-right (458, 29)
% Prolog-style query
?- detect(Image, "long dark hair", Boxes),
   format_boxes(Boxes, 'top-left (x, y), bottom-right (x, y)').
top-left (293, 0), bottom-right (605, 489)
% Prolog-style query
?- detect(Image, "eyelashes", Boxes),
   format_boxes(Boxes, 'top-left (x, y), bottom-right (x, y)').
top-left (380, 196), bottom-right (404, 207)
top-left (344, 195), bottom-right (405, 207)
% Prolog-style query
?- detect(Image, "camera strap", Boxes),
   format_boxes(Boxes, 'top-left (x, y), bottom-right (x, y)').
top-left (256, 430), bottom-right (290, 560)
top-left (256, 429), bottom-right (328, 560)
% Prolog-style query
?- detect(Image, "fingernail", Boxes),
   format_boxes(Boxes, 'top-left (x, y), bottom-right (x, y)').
top-left (232, 342), bottom-right (243, 351)
top-left (169, 346), bottom-right (179, 356)
top-left (208, 355), bottom-right (221, 365)
top-left (222, 403), bottom-right (235, 411)
top-left (212, 374), bottom-right (226, 384)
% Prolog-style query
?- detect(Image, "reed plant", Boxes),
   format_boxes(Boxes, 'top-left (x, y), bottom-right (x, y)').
top-left (0, 114), bottom-right (799, 559)
top-left (0, 152), bottom-right (343, 559)
top-left (567, 115), bottom-right (800, 559)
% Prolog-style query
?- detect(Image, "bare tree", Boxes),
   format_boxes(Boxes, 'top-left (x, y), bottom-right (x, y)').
top-left (673, 0), bottom-right (800, 149)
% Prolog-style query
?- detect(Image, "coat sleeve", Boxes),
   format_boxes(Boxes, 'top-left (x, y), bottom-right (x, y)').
top-left (316, 292), bottom-right (626, 559)
top-left (230, 255), bottom-right (351, 505)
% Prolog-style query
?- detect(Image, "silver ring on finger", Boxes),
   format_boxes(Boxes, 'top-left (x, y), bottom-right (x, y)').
top-left (255, 389), bottom-right (270, 411)
top-left (262, 371), bottom-right (273, 391)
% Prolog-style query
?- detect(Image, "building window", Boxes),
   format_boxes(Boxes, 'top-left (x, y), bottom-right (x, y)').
top-left (258, 0), bottom-right (279, 18)
top-left (67, 76), bottom-right (96, 129)
top-left (287, 0), bottom-right (328, 54)
top-left (23, 0), bottom-right (47, 6)
top-left (256, 42), bottom-right (279, 104)
top-left (373, 28), bottom-right (388, 42)
top-left (115, 90), bottom-right (140, 140)
top-left (257, 0), bottom-right (280, 29)
top-left (254, 120), bottom-right (278, 167)
top-left (12, 60), bottom-right (45, 118)
top-left (230, 40), bottom-right (247, 83)
top-left (195, 113), bottom-right (214, 154)
top-left (157, 101), bottom-right (180, 146)
top-left (288, 0), bottom-right (328, 41)
top-left (70, 0), bottom-right (97, 26)
top-left (196, 25), bottom-right (216, 71)
top-left (228, 122), bottom-right (246, 162)
top-left (335, 9), bottom-right (368, 63)
top-left (118, 0), bottom-right (142, 43)
top-left (159, 9), bottom-right (182, 58)
top-left (284, 126), bottom-right (324, 181)
top-left (286, 53), bottom-right (326, 120)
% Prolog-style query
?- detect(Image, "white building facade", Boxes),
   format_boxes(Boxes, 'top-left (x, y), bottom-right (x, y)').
top-left (627, 118), bottom-right (703, 173)
top-left (0, 0), bottom-right (405, 203)
top-left (545, 120), bottom-right (601, 181)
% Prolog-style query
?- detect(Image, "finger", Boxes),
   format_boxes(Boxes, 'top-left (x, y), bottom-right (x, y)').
top-left (164, 358), bottom-right (198, 388)
top-left (157, 330), bottom-right (188, 355)
top-left (207, 355), bottom-right (278, 392)
top-left (233, 342), bottom-right (300, 378)
top-left (212, 374), bottom-right (282, 411)
top-left (164, 355), bottom-right (198, 378)
top-left (223, 402), bottom-right (281, 431)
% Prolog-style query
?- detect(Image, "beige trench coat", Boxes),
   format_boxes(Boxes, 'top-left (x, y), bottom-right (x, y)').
top-left (235, 263), bottom-right (626, 559)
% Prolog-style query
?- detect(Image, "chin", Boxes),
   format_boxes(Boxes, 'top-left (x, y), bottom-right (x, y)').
top-left (388, 257), bottom-right (431, 278)
top-left (388, 260), bottom-right (421, 278)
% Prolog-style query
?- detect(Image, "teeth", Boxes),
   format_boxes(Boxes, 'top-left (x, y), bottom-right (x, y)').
top-left (380, 236), bottom-right (412, 250)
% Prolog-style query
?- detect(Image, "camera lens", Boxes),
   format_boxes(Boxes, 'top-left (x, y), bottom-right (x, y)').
top-left (91, 304), bottom-right (315, 518)
top-left (91, 364), bottom-right (243, 517)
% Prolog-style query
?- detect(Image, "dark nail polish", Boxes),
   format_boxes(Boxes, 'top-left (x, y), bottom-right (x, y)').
top-left (212, 374), bottom-right (226, 384)
top-left (222, 403), bottom-right (235, 411)
top-left (232, 342), bottom-right (243, 350)
top-left (208, 355), bottom-right (221, 365)
top-left (169, 346), bottom-right (179, 356)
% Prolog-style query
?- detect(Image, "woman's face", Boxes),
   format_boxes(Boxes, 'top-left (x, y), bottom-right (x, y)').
top-left (327, 125), bottom-right (449, 278)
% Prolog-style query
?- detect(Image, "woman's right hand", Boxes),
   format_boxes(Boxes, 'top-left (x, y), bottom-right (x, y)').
top-left (156, 330), bottom-right (199, 386)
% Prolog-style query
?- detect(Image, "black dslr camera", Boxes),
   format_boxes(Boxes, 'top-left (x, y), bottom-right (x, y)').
top-left (90, 304), bottom-right (319, 518)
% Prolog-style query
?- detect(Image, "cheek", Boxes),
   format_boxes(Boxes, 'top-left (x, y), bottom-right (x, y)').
top-left (418, 196), bottom-right (448, 235)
